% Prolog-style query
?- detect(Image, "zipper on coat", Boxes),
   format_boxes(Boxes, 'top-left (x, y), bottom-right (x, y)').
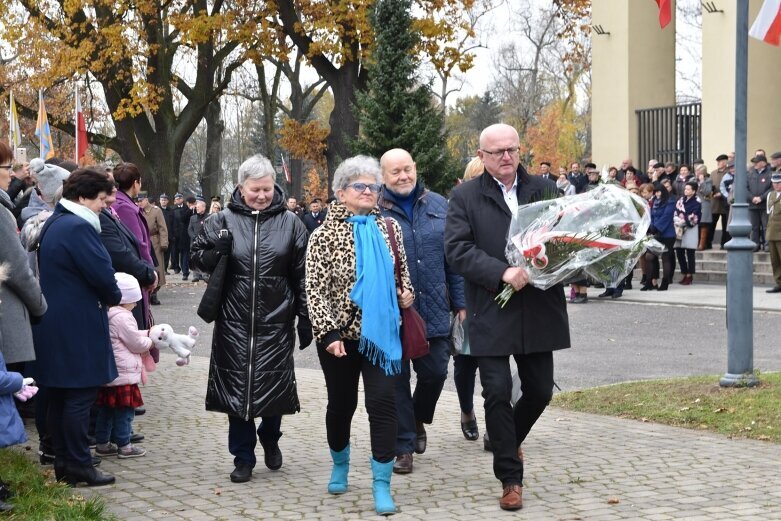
top-left (245, 211), bottom-right (260, 420)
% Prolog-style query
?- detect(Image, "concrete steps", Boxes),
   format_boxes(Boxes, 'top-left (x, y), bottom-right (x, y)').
top-left (687, 249), bottom-right (772, 285)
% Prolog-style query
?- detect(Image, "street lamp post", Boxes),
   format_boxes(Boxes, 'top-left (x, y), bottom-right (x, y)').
top-left (721, 0), bottom-right (758, 388)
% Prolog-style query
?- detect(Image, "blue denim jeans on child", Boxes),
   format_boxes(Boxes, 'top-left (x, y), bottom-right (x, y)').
top-left (95, 406), bottom-right (135, 447)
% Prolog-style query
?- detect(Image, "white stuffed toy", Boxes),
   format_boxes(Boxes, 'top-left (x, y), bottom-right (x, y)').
top-left (148, 324), bottom-right (198, 366)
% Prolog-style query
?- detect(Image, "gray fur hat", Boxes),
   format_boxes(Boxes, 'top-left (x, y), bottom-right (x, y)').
top-left (29, 158), bottom-right (70, 204)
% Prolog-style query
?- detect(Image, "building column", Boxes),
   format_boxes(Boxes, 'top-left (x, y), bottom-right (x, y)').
top-left (591, 0), bottom-right (676, 167)
top-left (702, 0), bottom-right (781, 167)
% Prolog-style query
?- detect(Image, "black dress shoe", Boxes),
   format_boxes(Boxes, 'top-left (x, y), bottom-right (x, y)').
top-left (766, 286), bottom-right (781, 293)
top-left (597, 289), bottom-right (614, 298)
top-left (259, 438), bottom-right (282, 470)
top-left (64, 464), bottom-right (115, 487)
top-left (134, 407), bottom-right (146, 416)
top-left (624, 281), bottom-right (633, 290)
top-left (0, 482), bottom-right (13, 501)
top-left (230, 463), bottom-right (253, 483)
top-left (392, 453), bottom-right (413, 474)
top-left (414, 422), bottom-right (427, 454)
top-left (461, 419), bottom-right (479, 441)
top-left (130, 433), bottom-right (145, 443)
top-left (150, 294), bottom-right (161, 305)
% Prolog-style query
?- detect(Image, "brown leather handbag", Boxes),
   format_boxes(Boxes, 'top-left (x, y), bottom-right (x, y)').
top-left (384, 218), bottom-right (429, 360)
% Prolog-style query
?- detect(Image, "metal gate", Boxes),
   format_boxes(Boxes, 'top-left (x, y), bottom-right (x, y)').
top-left (636, 103), bottom-right (702, 169)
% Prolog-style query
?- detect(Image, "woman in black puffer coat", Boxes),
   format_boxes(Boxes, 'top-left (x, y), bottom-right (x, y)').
top-left (190, 154), bottom-right (310, 484)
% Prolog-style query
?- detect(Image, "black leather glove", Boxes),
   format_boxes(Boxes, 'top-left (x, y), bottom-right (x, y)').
top-left (297, 317), bottom-right (313, 350)
top-left (213, 229), bottom-right (232, 255)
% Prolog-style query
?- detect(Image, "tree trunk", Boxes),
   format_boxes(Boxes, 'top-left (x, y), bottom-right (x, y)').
top-left (325, 70), bottom-right (361, 194)
top-left (201, 100), bottom-right (224, 199)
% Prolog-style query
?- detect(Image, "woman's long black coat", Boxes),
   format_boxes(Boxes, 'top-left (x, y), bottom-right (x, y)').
top-left (444, 167), bottom-right (571, 356)
top-left (191, 186), bottom-right (308, 420)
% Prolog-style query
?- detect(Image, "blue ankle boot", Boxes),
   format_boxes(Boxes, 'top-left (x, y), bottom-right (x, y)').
top-left (370, 457), bottom-right (396, 515)
top-left (328, 444), bottom-right (350, 494)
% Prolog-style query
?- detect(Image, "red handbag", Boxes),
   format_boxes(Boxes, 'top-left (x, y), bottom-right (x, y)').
top-left (384, 218), bottom-right (430, 360)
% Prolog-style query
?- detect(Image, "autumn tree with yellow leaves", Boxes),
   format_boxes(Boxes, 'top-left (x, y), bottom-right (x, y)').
top-left (0, 0), bottom-right (267, 195)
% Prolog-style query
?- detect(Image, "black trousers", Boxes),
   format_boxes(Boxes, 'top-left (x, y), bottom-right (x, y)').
top-left (646, 237), bottom-right (675, 282)
top-left (170, 242), bottom-right (180, 271)
top-left (317, 340), bottom-right (397, 463)
top-left (227, 415), bottom-right (282, 468)
top-left (47, 387), bottom-right (98, 467)
top-left (675, 247), bottom-right (696, 275)
top-left (477, 352), bottom-right (553, 486)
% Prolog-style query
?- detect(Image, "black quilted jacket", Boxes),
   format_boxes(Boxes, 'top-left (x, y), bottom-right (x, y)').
top-left (191, 185), bottom-right (308, 420)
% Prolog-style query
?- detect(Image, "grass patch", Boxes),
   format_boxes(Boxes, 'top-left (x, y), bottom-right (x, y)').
top-left (0, 448), bottom-right (116, 521)
top-left (552, 372), bottom-right (781, 443)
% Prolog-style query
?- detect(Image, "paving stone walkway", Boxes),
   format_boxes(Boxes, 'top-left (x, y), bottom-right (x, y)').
top-left (23, 353), bottom-right (781, 520)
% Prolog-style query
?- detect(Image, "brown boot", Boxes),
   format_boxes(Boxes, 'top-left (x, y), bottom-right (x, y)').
top-left (500, 484), bottom-right (523, 510)
top-left (698, 227), bottom-right (709, 250)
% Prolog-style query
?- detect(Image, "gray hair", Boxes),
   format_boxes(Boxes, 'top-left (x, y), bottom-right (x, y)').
top-left (238, 154), bottom-right (275, 185)
top-left (332, 155), bottom-right (382, 193)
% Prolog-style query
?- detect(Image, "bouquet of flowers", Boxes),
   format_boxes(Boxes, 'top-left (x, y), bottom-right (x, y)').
top-left (497, 184), bottom-right (662, 307)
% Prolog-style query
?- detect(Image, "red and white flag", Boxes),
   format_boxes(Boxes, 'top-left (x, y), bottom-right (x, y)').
top-left (280, 153), bottom-right (291, 184)
top-left (75, 85), bottom-right (88, 162)
top-left (750, 0), bottom-right (781, 46)
top-left (655, 0), bottom-right (672, 29)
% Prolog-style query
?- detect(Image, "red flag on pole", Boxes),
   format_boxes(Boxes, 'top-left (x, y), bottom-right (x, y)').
top-left (749, 0), bottom-right (781, 45)
top-left (281, 154), bottom-right (291, 184)
top-left (75, 86), bottom-right (88, 162)
top-left (655, 0), bottom-right (672, 29)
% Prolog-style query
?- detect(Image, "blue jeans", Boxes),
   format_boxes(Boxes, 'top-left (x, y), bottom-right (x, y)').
top-left (227, 415), bottom-right (282, 468)
top-left (95, 405), bottom-right (135, 447)
top-left (454, 354), bottom-right (479, 415)
top-left (394, 336), bottom-right (451, 455)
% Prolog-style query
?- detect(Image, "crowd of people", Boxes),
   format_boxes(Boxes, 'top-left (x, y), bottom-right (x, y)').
top-left (1, 129), bottom-right (780, 515)
top-left (523, 149), bottom-right (781, 301)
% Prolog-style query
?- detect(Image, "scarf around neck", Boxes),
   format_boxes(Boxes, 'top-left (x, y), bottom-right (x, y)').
top-left (60, 198), bottom-right (101, 233)
top-left (346, 214), bottom-right (401, 376)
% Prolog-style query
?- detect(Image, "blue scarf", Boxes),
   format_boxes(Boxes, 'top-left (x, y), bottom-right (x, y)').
top-left (347, 215), bottom-right (402, 375)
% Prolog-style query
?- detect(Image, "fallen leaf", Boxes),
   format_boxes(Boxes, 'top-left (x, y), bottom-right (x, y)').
top-left (679, 406), bottom-right (691, 411)
top-left (641, 417), bottom-right (649, 422)
top-left (607, 497), bottom-right (620, 504)
top-left (713, 407), bottom-right (727, 413)
top-left (214, 488), bottom-right (221, 495)
top-left (694, 398), bottom-right (701, 403)
top-left (757, 435), bottom-right (771, 441)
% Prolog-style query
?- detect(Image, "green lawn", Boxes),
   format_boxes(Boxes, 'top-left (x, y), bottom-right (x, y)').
top-left (552, 372), bottom-right (781, 443)
top-left (0, 449), bottom-right (116, 521)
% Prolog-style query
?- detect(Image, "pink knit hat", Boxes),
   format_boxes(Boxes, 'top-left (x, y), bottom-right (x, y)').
top-left (115, 272), bottom-right (142, 304)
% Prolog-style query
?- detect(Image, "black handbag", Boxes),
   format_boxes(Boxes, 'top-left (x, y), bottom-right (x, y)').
top-left (197, 230), bottom-right (230, 323)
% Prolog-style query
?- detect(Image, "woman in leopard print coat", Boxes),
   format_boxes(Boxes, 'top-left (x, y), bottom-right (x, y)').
top-left (306, 155), bottom-right (414, 515)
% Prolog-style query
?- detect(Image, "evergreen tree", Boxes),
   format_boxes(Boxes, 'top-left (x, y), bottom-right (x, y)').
top-left (352, 0), bottom-right (456, 192)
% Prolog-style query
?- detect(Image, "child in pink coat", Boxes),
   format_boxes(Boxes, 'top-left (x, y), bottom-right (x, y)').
top-left (94, 273), bottom-right (154, 459)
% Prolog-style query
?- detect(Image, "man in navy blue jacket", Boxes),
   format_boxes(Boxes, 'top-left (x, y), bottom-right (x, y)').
top-left (378, 148), bottom-right (465, 475)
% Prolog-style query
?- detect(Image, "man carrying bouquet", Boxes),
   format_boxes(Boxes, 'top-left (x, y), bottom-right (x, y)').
top-left (444, 123), bottom-right (571, 511)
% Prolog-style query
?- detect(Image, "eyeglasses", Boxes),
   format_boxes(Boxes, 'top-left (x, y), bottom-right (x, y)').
top-left (480, 147), bottom-right (520, 158)
top-left (346, 182), bottom-right (382, 193)
top-left (0, 165), bottom-right (12, 170)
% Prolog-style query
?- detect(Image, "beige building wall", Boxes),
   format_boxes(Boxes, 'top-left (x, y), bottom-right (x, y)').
top-left (591, 0), bottom-right (676, 166)
top-left (702, 0), bottom-right (781, 166)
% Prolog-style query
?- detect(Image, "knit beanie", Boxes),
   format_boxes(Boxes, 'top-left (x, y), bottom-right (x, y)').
top-left (115, 272), bottom-right (142, 305)
top-left (29, 158), bottom-right (71, 204)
